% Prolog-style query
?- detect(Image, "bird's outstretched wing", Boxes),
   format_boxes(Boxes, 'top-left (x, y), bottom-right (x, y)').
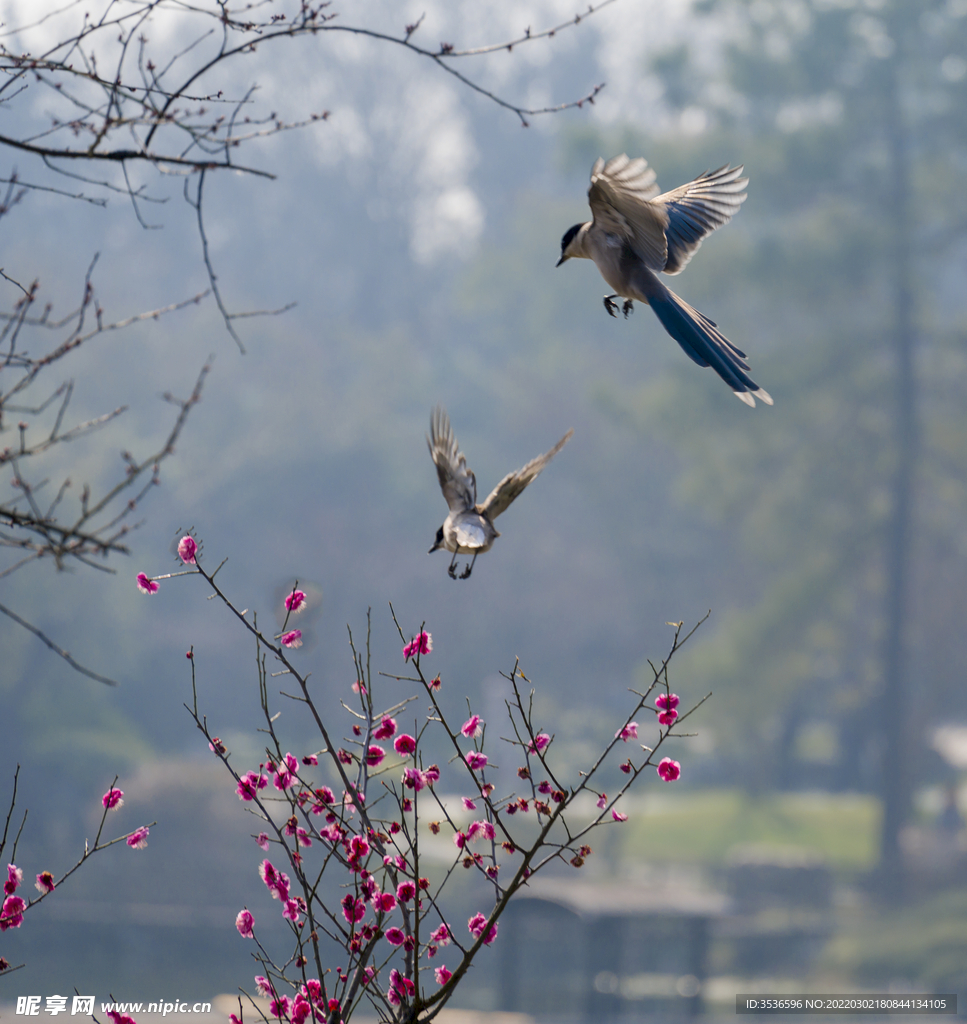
top-left (480, 429), bottom-right (574, 520)
top-left (428, 406), bottom-right (476, 513)
top-left (588, 154), bottom-right (668, 271)
top-left (651, 164), bottom-right (748, 275)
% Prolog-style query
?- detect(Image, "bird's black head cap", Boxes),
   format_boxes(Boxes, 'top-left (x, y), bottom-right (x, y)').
top-left (557, 223), bottom-right (582, 265)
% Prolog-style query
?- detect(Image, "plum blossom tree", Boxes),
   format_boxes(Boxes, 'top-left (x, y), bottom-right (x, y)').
top-left (133, 537), bottom-right (707, 1022)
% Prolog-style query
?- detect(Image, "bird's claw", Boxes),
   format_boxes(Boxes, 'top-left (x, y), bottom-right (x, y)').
top-left (459, 564), bottom-right (473, 580)
top-left (603, 295), bottom-right (619, 318)
top-left (447, 564), bottom-right (458, 579)
top-left (622, 300), bottom-right (634, 318)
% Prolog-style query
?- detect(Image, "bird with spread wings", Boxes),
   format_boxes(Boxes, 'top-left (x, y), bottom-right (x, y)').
top-left (557, 154), bottom-right (772, 407)
top-left (427, 406), bottom-right (572, 579)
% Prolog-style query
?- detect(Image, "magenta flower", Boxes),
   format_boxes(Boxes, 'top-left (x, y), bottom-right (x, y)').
top-left (403, 767), bottom-right (426, 791)
top-left (235, 909), bottom-right (255, 938)
top-left (461, 796), bottom-right (477, 811)
top-left (284, 589), bottom-right (306, 613)
top-left (424, 764), bottom-right (440, 784)
top-left (431, 923), bottom-right (452, 946)
top-left (402, 630), bottom-right (433, 660)
top-left (528, 733), bottom-right (551, 754)
top-left (655, 693), bottom-right (680, 711)
top-left (5, 865), bottom-right (23, 894)
top-left (657, 757), bottom-right (681, 782)
top-left (467, 820), bottom-right (495, 843)
top-left (126, 826), bottom-right (149, 849)
top-left (396, 881), bottom-right (417, 903)
top-left (596, 793), bottom-right (607, 809)
top-left (282, 898), bottom-right (302, 923)
top-left (256, 832), bottom-right (270, 850)
top-left (466, 752), bottom-right (488, 771)
top-left (177, 535), bottom-right (197, 564)
top-left (612, 809), bottom-right (628, 822)
top-left (453, 831), bottom-right (468, 849)
top-left (365, 745), bottom-right (386, 767)
top-left (35, 871), bottom-right (55, 894)
top-left (135, 572), bottom-right (159, 594)
top-left (255, 976), bottom-right (274, 997)
top-left (0, 895), bottom-right (25, 930)
top-left (281, 630), bottom-right (303, 649)
top-left (434, 965), bottom-right (452, 985)
top-left (616, 721), bottom-right (639, 742)
top-left (374, 892), bottom-right (397, 913)
top-left (468, 912), bottom-right (498, 945)
top-left (269, 996), bottom-right (291, 1019)
top-left (394, 734), bottom-right (416, 756)
top-left (538, 780), bottom-right (551, 794)
top-left (349, 835), bottom-right (370, 861)
top-left (385, 927), bottom-right (405, 946)
top-left (259, 861), bottom-right (290, 902)
top-left (658, 709), bottom-right (678, 726)
top-left (374, 717), bottom-right (397, 740)
top-left (461, 714), bottom-right (483, 738)
top-left (237, 771), bottom-right (266, 801)
top-left (274, 753), bottom-right (299, 790)
top-left (340, 893), bottom-right (367, 924)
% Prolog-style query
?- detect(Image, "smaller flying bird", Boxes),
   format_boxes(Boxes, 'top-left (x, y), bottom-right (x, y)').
top-left (557, 154), bottom-right (772, 407)
top-left (427, 406), bottom-right (573, 579)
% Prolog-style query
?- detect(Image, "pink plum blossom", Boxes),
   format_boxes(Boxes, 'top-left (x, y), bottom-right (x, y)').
top-left (403, 768), bottom-right (426, 791)
top-left (385, 927), bottom-right (405, 946)
top-left (102, 786), bottom-right (125, 811)
top-left (424, 764), bottom-right (440, 784)
top-left (461, 714), bottom-right (483, 738)
top-left (373, 716), bottom-right (397, 740)
top-left (528, 733), bottom-right (551, 754)
top-left (394, 734), bottom-right (416, 755)
top-left (269, 996), bottom-right (290, 1019)
top-left (596, 793), bottom-right (608, 809)
top-left (365, 745), bottom-right (386, 767)
top-left (374, 892), bottom-right (397, 913)
top-left (255, 976), bottom-right (274, 997)
top-left (340, 894), bottom-right (366, 924)
top-left (237, 771), bottom-right (266, 801)
top-left (5, 865), bottom-right (23, 894)
top-left (431, 923), bottom-right (452, 946)
top-left (402, 630), bottom-right (433, 660)
top-left (35, 871), bottom-right (54, 894)
top-left (434, 965), bottom-right (452, 985)
top-left (281, 630), bottom-right (303, 649)
top-left (616, 722), bottom-right (639, 742)
top-left (658, 757), bottom-right (681, 782)
top-left (274, 753), bottom-right (299, 790)
top-left (468, 912), bottom-right (498, 945)
top-left (461, 797), bottom-right (477, 811)
top-left (177, 535), bottom-right (197, 564)
top-left (282, 898), bottom-right (302, 923)
top-left (284, 589), bottom-right (306, 613)
top-left (655, 693), bottom-right (680, 711)
top-left (235, 909), bottom-right (255, 937)
top-left (126, 826), bottom-right (149, 849)
top-left (466, 752), bottom-right (488, 770)
top-left (612, 809), bottom-right (628, 822)
top-left (467, 820), bottom-right (495, 843)
top-left (658, 709), bottom-right (678, 726)
top-left (453, 831), bottom-right (468, 849)
top-left (256, 832), bottom-right (270, 850)
top-left (136, 572), bottom-right (159, 594)
top-left (0, 895), bottom-right (25, 930)
top-left (396, 881), bottom-right (417, 903)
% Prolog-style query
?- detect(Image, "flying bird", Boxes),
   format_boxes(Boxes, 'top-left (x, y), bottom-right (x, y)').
top-left (557, 154), bottom-right (772, 407)
top-left (427, 406), bottom-right (573, 579)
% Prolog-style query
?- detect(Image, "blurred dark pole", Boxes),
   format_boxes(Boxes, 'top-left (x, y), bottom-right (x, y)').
top-left (877, 39), bottom-right (919, 896)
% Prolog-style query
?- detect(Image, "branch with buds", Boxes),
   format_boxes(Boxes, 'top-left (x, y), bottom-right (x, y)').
top-left (136, 537), bottom-right (708, 1023)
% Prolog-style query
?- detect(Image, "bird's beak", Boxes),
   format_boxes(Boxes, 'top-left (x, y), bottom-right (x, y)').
top-left (429, 541), bottom-right (441, 554)
top-left (555, 254), bottom-right (569, 267)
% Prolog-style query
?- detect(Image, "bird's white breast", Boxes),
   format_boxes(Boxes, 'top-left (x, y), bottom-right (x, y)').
top-left (455, 522), bottom-right (487, 550)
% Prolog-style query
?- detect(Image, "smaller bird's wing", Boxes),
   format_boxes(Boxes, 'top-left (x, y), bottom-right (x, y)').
top-left (651, 164), bottom-right (748, 275)
top-left (480, 429), bottom-right (574, 520)
top-left (427, 405), bottom-right (476, 513)
top-left (588, 154), bottom-right (668, 271)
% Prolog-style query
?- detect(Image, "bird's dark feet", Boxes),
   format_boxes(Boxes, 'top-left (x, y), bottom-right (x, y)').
top-left (622, 299), bottom-right (634, 318)
top-left (603, 295), bottom-right (620, 318)
top-left (459, 564), bottom-right (473, 580)
top-left (447, 564), bottom-right (458, 579)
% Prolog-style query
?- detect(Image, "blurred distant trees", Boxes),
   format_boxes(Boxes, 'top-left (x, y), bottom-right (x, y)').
top-left (610, 0), bottom-right (967, 885)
